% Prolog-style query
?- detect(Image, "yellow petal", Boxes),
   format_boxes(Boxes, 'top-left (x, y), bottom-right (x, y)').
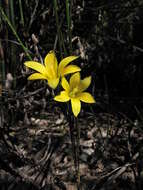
top-left (61, 65), bottom-right (81, 77)
top-left (78, 92), bottom-right (95, 103)
top-left (58, 56), bottom-right (79, 76)
top-left (71, 98), bottom-right (81, 117)
top-left (48, 77), bottom-right (59, 89)
top-left (79, 76), bottom-right (91, 92)
top-left (70, 72), bottom-right (80, 89)
top-left (44, 50), bottom-right (58, 78)
top-left (54, 91), bottom-right (70, 102)
top-left (24, 61), bottom-right (48, 76)
top-left (28, 73), bottom-right (48, 80)
top-left (61, 77), bottom-right (70, 92)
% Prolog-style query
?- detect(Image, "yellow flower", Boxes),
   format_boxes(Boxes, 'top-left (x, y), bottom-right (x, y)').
top-left (24, 50), bottom-right (80, 89)
top-left (54, 72), bottom-right (95, 117)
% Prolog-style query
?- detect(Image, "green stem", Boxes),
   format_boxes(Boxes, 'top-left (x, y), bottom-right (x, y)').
top-left (67, 103), bottom-right (80, 189)
top-left (0, 40), bottom-right (5, 87)
top-left (53, 0), bottom-right (67, 57)
top-left (4, 0), bottom-right (10, 19)
top-left (66, 0), bottom-right (70, 30)
top-left (66, 0), bottom-right (72, 53)
top-left (18, 0), bottom-right (24, 26)
top-left (60, 30), bottom-right (67, 56)
top-left (4, 0), bottom-right (9, 72)
top-left (9, 0), bottom-right (15, 27)
top-left (9, 0), bottom-right (16, 87)
top-left (53, 0), bottom-right (63, 58)
top-left (0, 3), bottom-right (5, 97)
top-left (74, 117), bottom-right (80, 190)
top-left (0, 6), bottom-right (32, 60)
top-left (67, 105), bottom-right (77, 179)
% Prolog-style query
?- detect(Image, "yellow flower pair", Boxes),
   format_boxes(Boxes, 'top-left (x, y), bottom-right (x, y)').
top-left (24, 50), bottom-right (95, 117)
top-left (24, 50), bottom-right (80, 89)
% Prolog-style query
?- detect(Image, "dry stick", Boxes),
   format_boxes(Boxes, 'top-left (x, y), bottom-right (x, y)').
top-left (0, 38), bottom-right (27, 46)
top-left (53, 34), bottom-right (58, 51)
top-left (28, 0), bottom-right (39, 30)
top-left (0, 6), bottom-right (32, 60)
top-left (103, 74), bottom-right (111, 138)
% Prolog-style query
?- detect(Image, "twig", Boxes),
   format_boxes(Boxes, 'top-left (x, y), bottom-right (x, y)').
top-left (18, 86), bottom-right (46, 98)
top-left (93, 163), bottom-right (135, 189)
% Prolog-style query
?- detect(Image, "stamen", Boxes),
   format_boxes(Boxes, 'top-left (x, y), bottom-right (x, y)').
top-left (69, 87), bottom-right (79, 98)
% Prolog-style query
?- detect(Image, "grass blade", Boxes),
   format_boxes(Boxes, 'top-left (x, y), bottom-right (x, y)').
top-left (0, 6), bottom-right (32, 60)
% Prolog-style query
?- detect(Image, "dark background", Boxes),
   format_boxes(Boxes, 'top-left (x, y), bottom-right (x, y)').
top-left (1, 0), bottom-right (143, 117)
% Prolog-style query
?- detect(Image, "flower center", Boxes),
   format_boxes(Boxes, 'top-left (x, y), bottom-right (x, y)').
top-left (69, 87), bottom-right (79, 98)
